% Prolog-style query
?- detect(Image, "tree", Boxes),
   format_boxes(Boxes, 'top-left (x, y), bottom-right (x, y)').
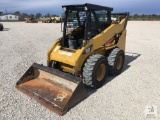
top-left (51, 14), bottom-right (59, 17)
top-left (35, 13), bottom-right (42, 19)
top-left (44, 13), bottom-right (50, 17)
top-left (22, 13), bottom-right (29, 18)
top-left (133, 14), bottom-right (139, 20)
top-left (151, 14), bottom-right (157, 19)
top-left (30, 14), bottom-right (35, 18)
top-left (0, 11), bottom-right (3, 15)
top-left (14, 11), bottom-right (21, 16)
top-left (158, 15), bottom-right (160, 20)
top-left (141, 14), bottom-right (146, 20)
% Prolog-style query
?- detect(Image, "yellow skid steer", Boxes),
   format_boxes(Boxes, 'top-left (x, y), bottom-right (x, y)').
top-left (16, 3), bottom-right (129, 115)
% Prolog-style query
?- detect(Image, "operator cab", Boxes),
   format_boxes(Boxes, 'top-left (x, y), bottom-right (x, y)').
top-left (61, 3), bottom-right (113, 49)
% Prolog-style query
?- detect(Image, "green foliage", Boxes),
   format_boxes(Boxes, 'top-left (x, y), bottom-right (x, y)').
top-left (35, 13), bottom-right (42, 19)
top-left (44, 13), bottom-right (50, 18)
top-left (51, 14), bottom-right (59, 17)
top-left (21, 13), bottom-right (30, 18)
top-left (43, 13), bottom-right (59, 18)
top-left (14, 11), bottom-right (21, 16)
top-left (130, 14), bottom-right (160, 21)
top-left (30, 14), bottom-right (35, 18)
top-left (0, 11), bottom-right (3, 15)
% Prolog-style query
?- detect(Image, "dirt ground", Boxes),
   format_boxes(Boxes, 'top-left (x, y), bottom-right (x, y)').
top-left (0, 21), bottom-right (160, 120)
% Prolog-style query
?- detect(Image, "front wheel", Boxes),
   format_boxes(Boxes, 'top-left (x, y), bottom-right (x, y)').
top-left (83, 54), bottom-right (108, 89)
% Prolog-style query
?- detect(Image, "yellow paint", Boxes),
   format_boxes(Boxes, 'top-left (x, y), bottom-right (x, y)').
top-left (47, 18), bottom-right (127, 74)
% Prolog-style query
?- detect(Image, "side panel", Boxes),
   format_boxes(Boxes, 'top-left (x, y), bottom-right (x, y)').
top-left (47, 39), bottom-right (60, 65)
top-left (116, 30), bottom-right (127, 52)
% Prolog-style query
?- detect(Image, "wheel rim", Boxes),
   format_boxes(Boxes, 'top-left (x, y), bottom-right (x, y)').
top-left (96, 64), bottom-right (106, 81)
top-left (116, 55), bottom-right (123, 70)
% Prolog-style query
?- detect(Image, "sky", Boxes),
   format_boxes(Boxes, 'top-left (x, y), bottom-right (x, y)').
top-left (0, 0), bottom-right (160, 15)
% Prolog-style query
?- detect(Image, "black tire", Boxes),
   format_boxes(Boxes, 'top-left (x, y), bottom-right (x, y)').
top-left (83, 54), bottom-right (108, 89)
top-left (0, 23), bottom-right (3, 31)
top-left (107, 48), bottom-right (125, 76)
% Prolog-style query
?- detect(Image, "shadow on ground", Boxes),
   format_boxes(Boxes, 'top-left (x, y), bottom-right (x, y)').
top-left (2, 28), bottom-right (10, 31)
top-left (86, 52), bottom-right (141, 95)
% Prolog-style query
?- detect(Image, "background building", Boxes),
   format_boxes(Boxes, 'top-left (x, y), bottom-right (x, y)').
top-left (0, 13), bottom-right (19, 21)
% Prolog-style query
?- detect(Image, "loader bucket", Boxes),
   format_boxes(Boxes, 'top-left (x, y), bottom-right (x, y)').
top-left (16, 63), bottom-right (88, 115)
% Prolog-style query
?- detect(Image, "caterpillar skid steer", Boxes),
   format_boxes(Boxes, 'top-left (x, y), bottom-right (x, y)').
top-left (42, 17), bottom-right (52, 23)
top-left (52, 16), bottom-right (61, 23)
top-left (25, 18), bottom-right (38, 23)
top-left (16, 3), bottom-right (129, 115)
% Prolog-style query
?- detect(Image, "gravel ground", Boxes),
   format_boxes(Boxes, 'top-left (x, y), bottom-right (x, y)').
top-left (0, 21), bottom-right (160, 120)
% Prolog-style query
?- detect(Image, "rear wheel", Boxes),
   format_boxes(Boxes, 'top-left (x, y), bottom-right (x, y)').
top-left (83, 54), bottom-right (108, 88)
top-left (107, 48), bottom-right (125, 76)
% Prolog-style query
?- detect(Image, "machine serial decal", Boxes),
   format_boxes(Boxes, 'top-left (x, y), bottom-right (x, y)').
top-left (58, 51), bottom-right (72, 56)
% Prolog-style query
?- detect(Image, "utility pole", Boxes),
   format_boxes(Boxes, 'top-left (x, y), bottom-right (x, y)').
top-left (5, 9), bottom-right (7, 14)
top-left (5, 9), bottom-right (8, 20)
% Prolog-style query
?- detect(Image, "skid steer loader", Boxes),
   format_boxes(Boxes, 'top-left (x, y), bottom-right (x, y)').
top-left (52, 16), bottom-right (61, 23)
top-left (42, 17), bottom-right (52, 23)
top-left (25, 18), bottom-right (38, 23)
top-left (16, 3), bottom-right (129, 115)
